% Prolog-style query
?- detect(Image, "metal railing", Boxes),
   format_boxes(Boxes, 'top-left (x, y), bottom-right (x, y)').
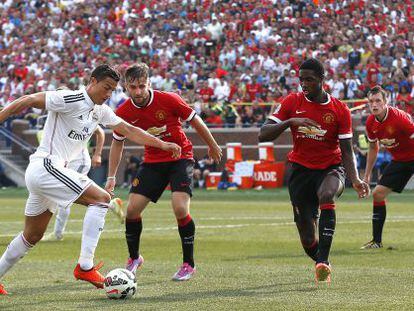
top-left (0, 126), bottom-right (36, 154)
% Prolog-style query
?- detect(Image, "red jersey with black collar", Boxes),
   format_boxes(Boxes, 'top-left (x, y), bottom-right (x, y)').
top-left (113, 89), bottom-right (196, 163)
top-left (269, 92), bottom-right (352, 169)
top-left (366, 106), bottom-right (414, 162)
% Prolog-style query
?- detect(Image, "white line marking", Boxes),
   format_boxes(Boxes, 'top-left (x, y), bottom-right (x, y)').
top-left (1, 218), bottom-right (414, 238)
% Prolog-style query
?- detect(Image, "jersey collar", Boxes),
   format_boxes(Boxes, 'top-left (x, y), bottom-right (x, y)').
top-left (304, 92), bottom-right (331, 105)
top-left (130, 89), bottom-right (154, 109)
top-left (81, 87), bottom-right (95, 108)
top-left (375, 106), bottom-right (389, 123)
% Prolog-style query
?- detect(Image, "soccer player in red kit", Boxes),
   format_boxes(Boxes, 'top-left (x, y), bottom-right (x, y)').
top-left (105, 63), bottom-right (222, 281)
top-left (361, 86), bottom-right (414, 249)
top-left (259, 58), bottom-right (369, 283)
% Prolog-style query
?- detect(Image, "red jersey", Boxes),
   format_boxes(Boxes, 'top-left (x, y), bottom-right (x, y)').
top-left (269, 92), bottom-right (352, 169)
top-left (113, 90), bottom-right (196, 163)
top-left (366, 107), bottom-right (414, 162)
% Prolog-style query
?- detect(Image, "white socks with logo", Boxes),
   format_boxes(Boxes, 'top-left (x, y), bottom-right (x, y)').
top-left (78, 204), bottom-right (108, 270)
top-left (0, 232), bottom-right (33, 279)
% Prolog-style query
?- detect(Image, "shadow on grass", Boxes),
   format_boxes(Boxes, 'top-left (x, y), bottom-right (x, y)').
top-left (136, 282), bottom-right (317, 304)
top-left (5, 281), bottom-right (316, 308)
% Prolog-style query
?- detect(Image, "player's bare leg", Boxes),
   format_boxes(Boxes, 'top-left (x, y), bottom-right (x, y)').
top-left (0, 210), bottom-right (52, 294)
top-left (73, 183), bottom-right (112, 289)
top-left (42, 205), bottom-right (70, 241)
top-left (171, 192), bottom-right (196, 281)
top-left (314, 173), bottom-right (343, 283)
top-left (361, 185), bottom-right (391, 249)
top-left (295, 217), bottom-right (318, 261)
top-left (125, 193), bottom-right (150, 274)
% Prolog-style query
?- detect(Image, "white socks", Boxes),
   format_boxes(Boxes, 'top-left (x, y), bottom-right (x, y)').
top-left (0, 232), bottom-right (33, 279)
top-left (54, 205), bottom-right (71, 238)
top-left (78, 204), bottom-right (108, 270)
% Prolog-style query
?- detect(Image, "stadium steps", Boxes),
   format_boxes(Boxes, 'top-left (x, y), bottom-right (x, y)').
top-left (0, 149), bottom-right (28, 171)
top-left (0, 128), bottom-right (30, 186)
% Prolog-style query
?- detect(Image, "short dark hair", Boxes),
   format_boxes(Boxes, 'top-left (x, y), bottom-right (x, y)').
top-left (299, 58), bottom-right (325, 78)
top-left (125, 63), bottom-right (150, 83)
top-left (367, 85), bottom-right (387, 102)
top-left (90, 64), bottom-right (120, 83)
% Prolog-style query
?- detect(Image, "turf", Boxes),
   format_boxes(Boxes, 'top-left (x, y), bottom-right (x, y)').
top-left (0, 188), bottom-right (413, 310)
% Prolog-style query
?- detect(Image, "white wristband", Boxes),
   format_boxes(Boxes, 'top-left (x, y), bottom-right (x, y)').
top-left (107, 176), bottom-right (116, 181)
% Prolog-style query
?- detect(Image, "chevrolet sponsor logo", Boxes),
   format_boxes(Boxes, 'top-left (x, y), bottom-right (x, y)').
top-left (147, 125), bottom-right (167, 136)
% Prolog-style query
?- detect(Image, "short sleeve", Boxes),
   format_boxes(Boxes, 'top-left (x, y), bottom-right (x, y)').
top-left (338, 104), bottom-right (353, 139)
top-left (112, 105), bottom-right (126, 141)
top-left (268, 94), bottom-right (294, 123)
top-left (401, 111), bottom-right (414, 138)
top-left (45, 91), bottom-right (70, 113)
top-left (365, 117), bottom-right (377, 142)
top-left (99, 104), bottom-right (123, 127)
top-left (170, 92), bottom-right (196, 121)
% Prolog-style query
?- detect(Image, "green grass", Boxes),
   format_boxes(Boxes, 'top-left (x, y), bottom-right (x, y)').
top-left (0, 188), bottom-right (414, 310)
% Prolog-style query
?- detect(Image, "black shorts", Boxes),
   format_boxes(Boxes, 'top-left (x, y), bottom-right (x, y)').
top-left (130, 159), bottom-right (194, 203)
top-left (378, 160), bottom-right (414, 193)
top-left (288, 163), bottom-right (345, 223)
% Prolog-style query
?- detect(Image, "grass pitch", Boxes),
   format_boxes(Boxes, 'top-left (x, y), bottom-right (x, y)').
top-left (0, 188), bottom-right (413, 310)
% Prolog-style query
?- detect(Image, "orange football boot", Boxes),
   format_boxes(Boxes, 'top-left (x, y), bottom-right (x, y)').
top-left (73, 261), bottom-right (105, 289)
top-left (315, 262), bottom-right (332, 284)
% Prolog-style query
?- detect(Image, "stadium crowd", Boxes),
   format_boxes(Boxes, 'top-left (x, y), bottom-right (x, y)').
top-left (0, 0), bottom-right (413, 128)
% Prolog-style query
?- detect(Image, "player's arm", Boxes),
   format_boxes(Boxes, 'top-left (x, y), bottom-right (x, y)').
top-left (190, 115), bottom-right (222, 163)
top-left (105, 138), bottom-right (125, 194)
top-left (339, 138), bottom-right (369, 198)
top-left (258, 118), bottom-right (319, 142)
top-left (363, 141), bottom-right (379, 184)
top-left (110, 120), bottom-right (181, 157)
top-left (258, 119), bottom-right (290, 142)
top-left (91, 126), bottom-right (105, 168)
top-left (0, 92), bottom-right (46, 123)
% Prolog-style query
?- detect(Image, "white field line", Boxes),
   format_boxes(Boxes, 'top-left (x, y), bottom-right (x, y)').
top-left (1, 217), bottom-right (414, 238)
top-left (0, 214), bottom-right (412, 226)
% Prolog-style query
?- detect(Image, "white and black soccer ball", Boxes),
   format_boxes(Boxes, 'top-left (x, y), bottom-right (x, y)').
top-left (104, 268), bottom-right (137, 299)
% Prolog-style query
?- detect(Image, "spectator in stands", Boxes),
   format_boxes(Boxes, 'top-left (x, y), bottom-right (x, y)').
top-left (0, 0), bottom-right (413, 128)
top-left (198, 155), bottom-right (218, 188)
top-left (122, 153), bottom-right (142, 188)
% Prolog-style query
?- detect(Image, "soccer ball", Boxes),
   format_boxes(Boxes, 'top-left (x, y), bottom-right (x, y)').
top-left (104, 268), bottom-right (137, 299)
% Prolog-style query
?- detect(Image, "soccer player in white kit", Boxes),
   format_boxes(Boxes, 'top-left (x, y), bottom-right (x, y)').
top-left (0, 64), bottom-right (181, 295)
top-left (42, 126), bottom-right (125, 242)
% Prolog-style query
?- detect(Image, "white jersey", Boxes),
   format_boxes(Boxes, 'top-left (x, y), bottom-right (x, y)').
top-left (68, 147), bottom-right (91, 175)
top-left (32, 88), bottom-right (121, 163)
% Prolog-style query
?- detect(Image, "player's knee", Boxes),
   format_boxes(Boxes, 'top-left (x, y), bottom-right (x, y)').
top-left (317, 190), bottom-right (336, 204)
top-left (174, 207), bottom-right (188, 219)
top-left (372, 188), bottom-right (386, 202)
top-left (24, 232), bottom-right (43, 245)
top-left (126, 207), bottom-right (141, 219)
top-left (97, 192), bottom-right (111, 204)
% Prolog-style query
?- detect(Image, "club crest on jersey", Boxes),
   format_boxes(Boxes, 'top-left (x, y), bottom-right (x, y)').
top-left (155, 110), bottom-right (167, 121)
top-left (322, 113), bottom-right (335, 124)
top-left (132, 178), bottom-right (139, 187)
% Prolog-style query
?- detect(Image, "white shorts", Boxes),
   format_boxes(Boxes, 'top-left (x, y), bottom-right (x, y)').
top-left (24, 156), bottom-right (93, 216)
